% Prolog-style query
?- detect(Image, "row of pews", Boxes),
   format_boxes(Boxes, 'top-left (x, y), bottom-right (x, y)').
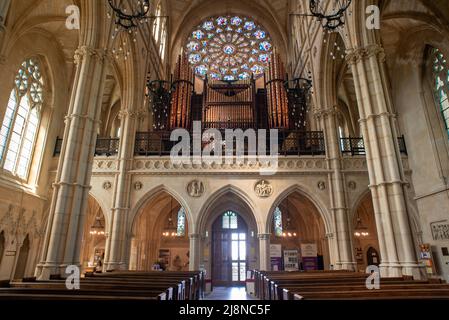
top-left (255, 270), bottom-right (449, 300)
top-left (0, 271), bottom-right (204, 301)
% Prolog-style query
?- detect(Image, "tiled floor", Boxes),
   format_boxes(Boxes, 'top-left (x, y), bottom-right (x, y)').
top-left (203, 287), bottom-right (258, 300)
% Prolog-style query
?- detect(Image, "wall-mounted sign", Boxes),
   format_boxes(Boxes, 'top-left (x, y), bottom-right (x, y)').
top-left (301, 243), bottom-right (318, 271)
top-left (270, 244), bottom-right (282, 271)
top-left (283, 249), bottom-right (299, 271)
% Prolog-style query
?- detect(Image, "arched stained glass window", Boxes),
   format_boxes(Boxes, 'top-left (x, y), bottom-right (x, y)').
top-left (222, 211), bottom-right (238, 229)
top-left (177, 207), bottom-right (186, 236)
top-left (0, 58), bottom-right (43, 179)
top-left (185, 15), bottom-right (273, 81)
top-left (274, 207), bottom-right (283, 237)
top-left (431, 48), bottom-right (449, 136)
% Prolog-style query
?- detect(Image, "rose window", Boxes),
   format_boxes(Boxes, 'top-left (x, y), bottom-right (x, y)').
top-left (185, 15), bottom-right (273, 81)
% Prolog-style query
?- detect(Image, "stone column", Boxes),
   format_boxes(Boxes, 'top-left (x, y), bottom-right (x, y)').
top-left (317, 107), bottom-right (355, 271)
top-left (346, 44), bottom-right (422, 278)
top-left (104, 109), bottom-right (138, 271)
top-left (258, 233), bottom-right (270, 271)
top-left (189, 233), bottom-right (201, 271)
top-left (0, 0), bottom-right (10, 30)
top-left (35, 46), bottom-right (109, 280)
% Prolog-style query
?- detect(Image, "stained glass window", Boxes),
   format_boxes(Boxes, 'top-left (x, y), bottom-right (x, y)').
top-left (431, 48), bottom-right (449, 137)
top-left (0, 58), bottom-right (43, 179)
top-left (274, 207), bottom-right (283, 237)
top-left (185, 15), bottom-right (273, 81)
top-left (177, 207), bottom-right (186, 236)
top-left (222, 211), bottom-right (238, 229)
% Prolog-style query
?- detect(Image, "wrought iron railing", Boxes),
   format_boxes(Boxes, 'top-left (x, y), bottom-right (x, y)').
top-left (340, 135), bottom-right (408, 156)
top-left (54, 137), bottom-right (120, 157)
top-left (134, 130), bottom-right (326, 157)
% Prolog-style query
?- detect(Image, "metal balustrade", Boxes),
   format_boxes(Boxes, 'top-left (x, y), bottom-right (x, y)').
top-left (54, 137), bottom-right (120, 157)
top-left (340, 135), bottom-right (408, 156)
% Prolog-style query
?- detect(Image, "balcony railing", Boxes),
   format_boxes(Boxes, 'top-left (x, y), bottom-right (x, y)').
top-left (54, 137), bottom-right (120, 157)
top-left (340, 136), bottom-right (408, 156)
top-left (134, 130), bottom-right (326, 157)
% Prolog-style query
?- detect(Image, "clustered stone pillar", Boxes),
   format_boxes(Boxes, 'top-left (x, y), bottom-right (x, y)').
top-left (35, 46), bottom-right (109, 280)
top-left (346, 44), bottom-right (422, 278)
top-left (317, 107), bottom-right (355, 271)
top-left (104, 109), bottom-right (138, 271)
top-left (0, 0), bottom-right (10, 30)
top-left (258, 233), bottom-right (270, 271)
top-left (189, 233), bottom-right (201, 271)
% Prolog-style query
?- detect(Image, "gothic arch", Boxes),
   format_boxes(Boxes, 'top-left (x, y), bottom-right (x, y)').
top-left (196, 185), bottom-right (259, 235)
top-left (129, 185), bottom-right (194, 234)
top-left (266, 184), bottom-right (331, 235)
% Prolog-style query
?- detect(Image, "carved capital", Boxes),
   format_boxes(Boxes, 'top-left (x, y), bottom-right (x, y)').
top-left (74, 46), bottom-right (108, 65)
top-left (345, 44), bottom-right (385, 65)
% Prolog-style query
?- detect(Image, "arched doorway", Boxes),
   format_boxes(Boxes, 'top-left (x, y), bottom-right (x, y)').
top-left (198, 188), bottom-right (259, 290)
top-left (212, 211), bottom-right (248, 286)
top-left (269, 191), bottom-right (329, 271)
top-left (13, 235), bottom-right (30, 280)
top-left (130, 192), bottom-right (189, 272)
top-left (352, 193), bottom-right (381, 272)
top-left (80, 196), bottom-right (107, 273)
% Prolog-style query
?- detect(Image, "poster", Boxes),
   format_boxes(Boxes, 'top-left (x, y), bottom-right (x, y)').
top-left (301, 243), bottom-right (318, 271)
top-left (283, 249), bottom-right (299, 271)
top-left (270, 244), bottom-right (282, 271)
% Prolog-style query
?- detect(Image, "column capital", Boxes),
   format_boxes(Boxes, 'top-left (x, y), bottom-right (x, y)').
top-left (257, 233), bottom-right (271, 240)
top-left (189, 233), bottom-right (201, 240)
top-left (314, 105), bottom-right (339, 119)
top-left (345, 44), bottom-right (386, 65)
top-left (74, 45), bottom-right (110, 65)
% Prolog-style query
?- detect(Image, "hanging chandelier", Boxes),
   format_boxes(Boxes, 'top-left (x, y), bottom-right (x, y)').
top-left (162, 198), bottom-right (178, 237)
top-left (90, 216), bottom-right (105, 236)
top-left (354, 214), bottom-right (369, 238)
top-left (107, 0), bottom-right (151, 30)
top-left (309, 0), bottom-right (352, 31)
top-left (284, 76), bottom-right (312, 130)
top-left (282, 196), bottom-right (298, 238)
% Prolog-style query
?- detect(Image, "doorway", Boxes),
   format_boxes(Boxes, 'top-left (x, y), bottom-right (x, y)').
top-left (212, 211), bottom-right (248, 286)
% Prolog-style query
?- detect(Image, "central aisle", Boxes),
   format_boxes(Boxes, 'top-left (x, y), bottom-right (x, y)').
top-left (203, 287), bottom-right (258, 300)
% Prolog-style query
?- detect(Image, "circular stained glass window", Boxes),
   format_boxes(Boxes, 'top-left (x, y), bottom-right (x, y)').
top-left (185, 15), bottom-right (273, 81)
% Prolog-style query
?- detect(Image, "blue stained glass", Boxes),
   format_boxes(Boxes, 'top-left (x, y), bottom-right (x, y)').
top-left (189, 53), bottom-right (201, 64)
top-left (231, 17), bottom-right (242, 25)
top-left (241, 64), bottom-right (249, 70)
top-left (224, 75), bottom-right (235, 81)
top-left (177, 207), bottom-right (186, 236)
top-left (195, 65), bottom-right (208, 75)
top-left (254, 30), bottom-right (266, 39)
top-left (251, 64), bottom-right (264, 74)
top-left (187, 41), bottom-right (200, 52)
top-left (239, 72), bottom-right (250, 80)
top-left (274, 207), bottom-right (283, 237)
top-left (259, 54), bottom-right (270, 63)
top-left (217, 17), bottom-right (227, 26)
top-left (244, 21), bottom-right (256, 30)
top-left (223, 211), bottom-right (238, 229)
top-left (236, 28), bottom-right (243, 33)
top-left (192, 30), bottom-right (204, 39)
top-left (203, 21), bottom-right (214, 31)
top-left (260, 41), bottom-right (272, 51)
top-left (252, 49), bottom-right (258, 55)
top-left (223, 45), bottom-right (235, 55)
top-left (216, 28), bottom-right (223, 33)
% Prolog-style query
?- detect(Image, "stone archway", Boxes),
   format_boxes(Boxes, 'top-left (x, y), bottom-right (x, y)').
top-left (351, 192), bottom-right (381, 273)
top-left (197, 187), bottom-right (259, 289)
top-left (80, 195), bottom-right (107, 273)
top-left (268, 190), bottom-right (330, 271)
top-left (130, 191), bottom-right (190, 272)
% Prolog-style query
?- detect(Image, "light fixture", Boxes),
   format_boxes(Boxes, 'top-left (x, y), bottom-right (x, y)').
top-left (284, 76), bottom-right (313, 130)
top-left (90, 216), bottom-right (105, 236)
top-left (354, 214), bottom-right (369, 238)
top-left (162, 197), bottom-right (178, 237)
top-left (309, 0), bottom-right (352, 31)
top-left (282, 196), bottom-right (298, 238)
top-left (107, 0), bottom-right (151, 30)
top-left (289, 1), bottom-right (352, 32)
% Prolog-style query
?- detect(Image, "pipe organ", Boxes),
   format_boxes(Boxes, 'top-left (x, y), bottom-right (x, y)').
top-left (203, 78), bottom-right (256, 130)
top-left (147, 49), bottom-right (310, 132)
top-left (170, 55), bottom-right (195, 130)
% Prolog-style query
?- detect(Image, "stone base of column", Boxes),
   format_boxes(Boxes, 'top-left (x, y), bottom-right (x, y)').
top-left (401, 262), bottom-right (426, 280)
top-left (379, 262), bottom-right (402, 278)
top-left (104, 262), bottom-right (127, 272)
top-left (35, 263), bottom-right (82, 280)
top-left (338, 261), bottom-right (357, 271)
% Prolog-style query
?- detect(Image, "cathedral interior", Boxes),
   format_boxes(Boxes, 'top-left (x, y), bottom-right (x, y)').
top-left (0, 0), bottom-right (449, 303)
